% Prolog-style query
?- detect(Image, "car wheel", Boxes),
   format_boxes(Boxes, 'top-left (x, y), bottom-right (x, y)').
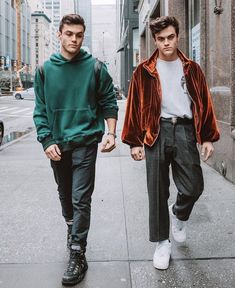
top-left (15, 93), bottom-right (22, 100)
top-left (0, 122), bottom-right (4, 146)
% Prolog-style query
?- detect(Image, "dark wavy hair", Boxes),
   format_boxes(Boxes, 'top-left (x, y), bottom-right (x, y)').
top-left (59, 14), bottom-right (86, 32)
top-left (149, 16), bottom-right (179, 39)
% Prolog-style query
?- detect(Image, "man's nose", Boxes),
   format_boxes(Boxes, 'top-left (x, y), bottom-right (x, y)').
top-left (164, 39), bottom-right (169, 45)
top-left (71, 34), bottom-right (76, 41)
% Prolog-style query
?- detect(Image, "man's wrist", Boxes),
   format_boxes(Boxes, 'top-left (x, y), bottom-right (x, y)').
top-left (107, 132), bottom-right (117, 138)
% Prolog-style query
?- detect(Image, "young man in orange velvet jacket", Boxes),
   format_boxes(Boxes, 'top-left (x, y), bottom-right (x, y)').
top-left (122, 16), bottom-right (219, 270)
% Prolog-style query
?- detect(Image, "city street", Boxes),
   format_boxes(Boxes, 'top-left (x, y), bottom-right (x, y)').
top-left (0, 0), bottom-right (235, 286)
top-left (0, 100), bottom-right (234, 288)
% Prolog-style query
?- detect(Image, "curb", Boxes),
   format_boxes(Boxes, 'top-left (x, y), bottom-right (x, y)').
top-left (0, 129), bottom-right (36, 151)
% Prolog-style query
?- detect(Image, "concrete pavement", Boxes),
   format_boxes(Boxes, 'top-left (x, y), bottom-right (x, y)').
top-left (0, 100), bottom-right (234, 288)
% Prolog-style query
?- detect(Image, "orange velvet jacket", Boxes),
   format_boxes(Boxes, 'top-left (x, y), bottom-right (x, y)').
top-left (121, 49), bottom-right (220, 147)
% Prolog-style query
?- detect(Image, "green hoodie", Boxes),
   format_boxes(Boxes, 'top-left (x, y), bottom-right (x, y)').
top-left (33, 49), bottom-right (118, 151)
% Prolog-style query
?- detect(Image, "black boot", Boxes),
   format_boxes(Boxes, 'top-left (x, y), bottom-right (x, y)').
top-left (67, 224), bottom-right (72, 249)
top-left (62, 249), bottom-right (88, 286)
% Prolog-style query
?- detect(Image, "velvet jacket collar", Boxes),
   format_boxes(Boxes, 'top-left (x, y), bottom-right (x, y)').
top-left (122, 49), bottom-right (220, 147)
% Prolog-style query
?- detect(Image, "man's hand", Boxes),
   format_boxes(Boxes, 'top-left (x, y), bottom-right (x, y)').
top-left (131, 146), bottom-right (145, 161)
top-left (201, 142), bottom-right (214, 161)
top-left (101, 134), bottom-right (116, 152)
top-left (45, 144), bottom-right (61, 161)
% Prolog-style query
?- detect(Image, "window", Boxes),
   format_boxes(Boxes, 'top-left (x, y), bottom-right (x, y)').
top-left (133, 28), bottom-right (139, 68)
top-left (133, 0), bottom-right (139, 13)
top-left (188, 0), bottom-right (200, 64)
top-left (191, 0), bottom-right (200, 27)
top-left (36, 19), bottom-right (38, 22)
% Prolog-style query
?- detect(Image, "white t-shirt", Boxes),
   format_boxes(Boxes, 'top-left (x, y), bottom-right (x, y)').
top-left (156, 58), bottom-right (192, 119)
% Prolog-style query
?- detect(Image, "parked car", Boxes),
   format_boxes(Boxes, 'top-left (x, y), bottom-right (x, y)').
top-left (0, 120), bottom-right (4, 146)
top-left (14, 87), bottom-right (35, 100)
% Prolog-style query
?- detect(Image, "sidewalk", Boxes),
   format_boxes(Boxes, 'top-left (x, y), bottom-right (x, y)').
top-left (0, 100), bottom-right (234, 288)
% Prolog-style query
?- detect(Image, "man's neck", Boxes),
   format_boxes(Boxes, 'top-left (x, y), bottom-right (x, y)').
top-left (60, 50), bottom-right (80, 60)
top-left (158, 54), bottom-right (179, 61)
top-left (158, 55), bottom-right (179, 62)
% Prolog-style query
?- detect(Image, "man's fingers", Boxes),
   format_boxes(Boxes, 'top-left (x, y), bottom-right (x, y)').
top-left (101, 138), bottom-right (116, 152)
top-left (45, 145), bottom-right (61, 161)
top-left (50, 152), bottom-right (61, 161)
top-left (101, 144), bottom-right (115, 152)
top-left (55, 145), bottom-right (61, 156)
top-left (206, 148), bottom-right (213, 161)
top-left (201, 146), bottom-right (205, 157)
top-left (51, 150), bottom-right (61, 160)
top-left (203, 150), bottom-right (209, 161)
top-left (131, 149), bottom-right (144, 161)
top-left (202, 146), bottom-right (214, 161)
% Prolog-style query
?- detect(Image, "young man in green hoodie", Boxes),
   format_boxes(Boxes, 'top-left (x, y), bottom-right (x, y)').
top-left (33, 14), bottom-right (118, 286)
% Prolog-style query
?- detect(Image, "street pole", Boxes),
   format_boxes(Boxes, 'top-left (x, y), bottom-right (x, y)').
top-left (10, 66), bottom-right (12, 92)
top-left (15, 0), bottom-right (22, 71)
top-left (102, 31), bottom-right (105, 62)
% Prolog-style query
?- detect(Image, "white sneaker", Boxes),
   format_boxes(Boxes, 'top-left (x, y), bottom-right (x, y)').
top-left (153, 240), bottom-right (171, 270)
top-left (169, 204), bottom-right (186, 243)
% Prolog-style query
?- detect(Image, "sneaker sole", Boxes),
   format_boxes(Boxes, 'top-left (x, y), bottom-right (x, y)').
top-left (153, 253), bottom-right (171, 270)
top-left (153, 260), bottom-right (170, 270)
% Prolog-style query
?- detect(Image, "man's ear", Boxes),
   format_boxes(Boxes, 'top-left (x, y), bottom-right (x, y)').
top-left (153, 35), bottom-right (158, 47)
top-left (153, 34), bottom-right (158, 45)
top-left (176, 33), bottom-right (180, 43)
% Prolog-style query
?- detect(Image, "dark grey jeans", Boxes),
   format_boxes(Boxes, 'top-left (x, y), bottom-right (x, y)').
top-left (51, 143), bottom-right (98, 248)
top-left (145, 120), bottom-right (204, 242)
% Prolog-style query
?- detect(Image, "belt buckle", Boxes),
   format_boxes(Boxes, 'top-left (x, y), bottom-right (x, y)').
top-left (171, 117), bottom-right (177, 124)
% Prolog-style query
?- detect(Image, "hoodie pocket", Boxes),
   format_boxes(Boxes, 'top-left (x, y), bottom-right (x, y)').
top-left (52, 108), bottom-right (97, 140)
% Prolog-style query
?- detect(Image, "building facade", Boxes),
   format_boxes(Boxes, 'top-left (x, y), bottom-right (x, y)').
top-left (61, 0), bottom-right (75, 16)
top-left (31, 11), bottom-right (51, 74)
top-left (123, 0), bottom-right (235, 183)
top-left (0, 0), bottom-right (31, 90)
top-left (41, 0), bottom-right (74, 52)
top-left (27, 0), bottom-right (43, 12)
top-left (41, 0), bottom-right (61, 30)
top-left (92, 3), bottom-right (117, 81)
top-left (0, 0), bottom-right (31, 70)
top-left (28, 0), bottom-right (61, 72)
top-left (116, 0), bottom-right (139, 95)
top-left (74, 0), bottom-right (92, 52)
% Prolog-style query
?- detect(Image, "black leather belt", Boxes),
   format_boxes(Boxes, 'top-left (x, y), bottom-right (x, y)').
top-left (161, 117), bottom-right (193, 125)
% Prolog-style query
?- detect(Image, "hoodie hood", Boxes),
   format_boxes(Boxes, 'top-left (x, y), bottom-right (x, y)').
top-left (50, 48), bottom-right (92, 65)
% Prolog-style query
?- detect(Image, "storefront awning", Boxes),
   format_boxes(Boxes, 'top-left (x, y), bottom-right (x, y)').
top-left (117, 26), bottom-right (129, 52)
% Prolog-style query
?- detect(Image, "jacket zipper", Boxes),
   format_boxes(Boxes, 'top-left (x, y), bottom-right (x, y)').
top-left (184, 70), bottom-right (200, 140)
top-left (149, 71), bottom-right (162, 147)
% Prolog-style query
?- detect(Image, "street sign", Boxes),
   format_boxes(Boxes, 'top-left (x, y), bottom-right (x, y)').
top-left (5, 56), bottom-right (10, 68)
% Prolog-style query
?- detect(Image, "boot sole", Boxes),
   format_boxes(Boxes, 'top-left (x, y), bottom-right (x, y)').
top-left (62, 265), bottom-right (88, 286)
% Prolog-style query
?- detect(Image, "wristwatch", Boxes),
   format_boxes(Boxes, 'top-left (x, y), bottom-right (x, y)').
top-left (107, 132), bottom-right (117, 138)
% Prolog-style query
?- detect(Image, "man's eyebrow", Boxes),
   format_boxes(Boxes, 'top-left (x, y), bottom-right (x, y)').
top-left (64, 30), bottom-right (84, 34)
top-left (157, 33), bottom-right (175, 39)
